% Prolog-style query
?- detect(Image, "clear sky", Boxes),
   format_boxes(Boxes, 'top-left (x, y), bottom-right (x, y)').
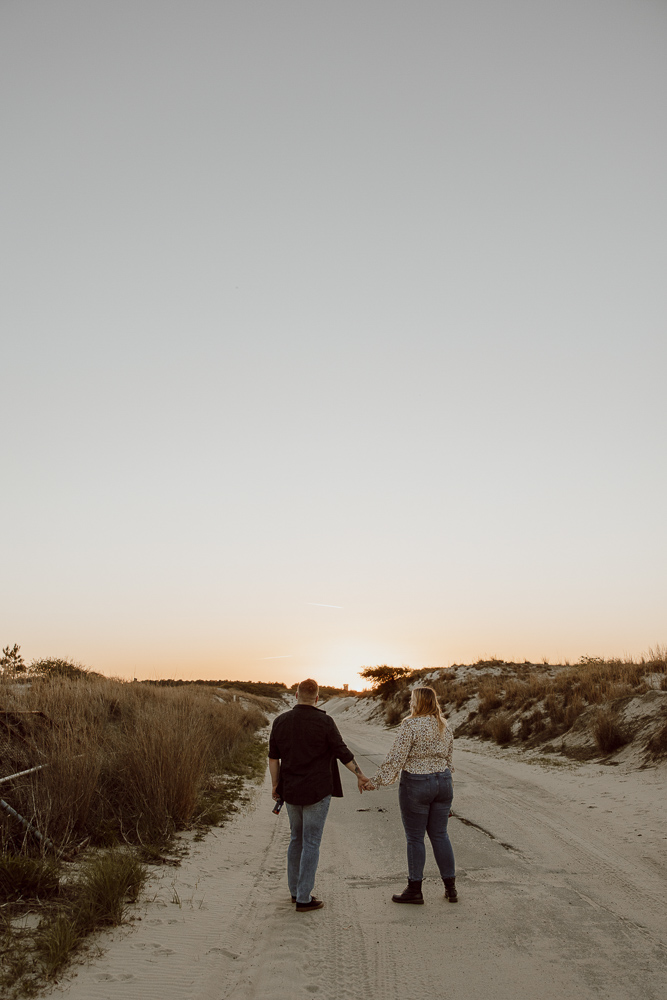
top-left (2, 1), bottom-right (666, 689)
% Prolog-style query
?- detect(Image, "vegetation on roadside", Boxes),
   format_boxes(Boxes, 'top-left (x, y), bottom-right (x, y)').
top-left (0, 668), bottom-right (275, 996)
top-left (368, 648), bottom-right (667, 760)
top-left (1, 849), bottom-right (147, 996)
top-left (145, 677), bottom-right (289, 699)
top-left (0, 647), bottom-right (102, 682)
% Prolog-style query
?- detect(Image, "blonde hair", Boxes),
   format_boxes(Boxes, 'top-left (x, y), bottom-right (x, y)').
top-left (409, 686), bottom-right (447, 734)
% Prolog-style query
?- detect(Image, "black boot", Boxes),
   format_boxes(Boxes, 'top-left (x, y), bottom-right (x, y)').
top-left (443, 877), bottom-right (458, 903)
top-left (392, 879), bottom-right (424, 904)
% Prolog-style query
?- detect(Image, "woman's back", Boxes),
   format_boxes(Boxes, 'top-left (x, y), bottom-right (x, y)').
top-left (372, 714), bottom-right (453, 786)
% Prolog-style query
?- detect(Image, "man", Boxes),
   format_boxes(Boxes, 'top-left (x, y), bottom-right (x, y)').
top-left (268, 678), bottom-right (371, 912)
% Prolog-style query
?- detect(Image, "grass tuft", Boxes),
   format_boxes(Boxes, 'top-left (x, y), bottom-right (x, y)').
top-left (0, 672), bottom-right (271, 996)
top-left (487, 713), bottom-right (514, 745)
top-left (36, 915), bottom-right (80, 978)
top-left (74, 851), bottom-right (147, 931)
top-left (645, 720), bottom-right (667, 759)
top-left (35, 851), bottom-right (147, 980)
top-left (591, 709), bottom-right (629, 754)
top-left (0, 854), bottom-right (60, 903)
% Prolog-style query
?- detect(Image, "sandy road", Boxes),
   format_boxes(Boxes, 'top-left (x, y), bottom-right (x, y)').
top-left (59, 705), bottom-right (667, 1000)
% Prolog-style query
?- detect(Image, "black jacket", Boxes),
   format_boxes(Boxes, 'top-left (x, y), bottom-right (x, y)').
top-left (268, 704), bottom-right (354, 806)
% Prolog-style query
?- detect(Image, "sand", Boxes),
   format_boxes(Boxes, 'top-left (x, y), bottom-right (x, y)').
top-left (55, 700), bottom-right (667, 1000)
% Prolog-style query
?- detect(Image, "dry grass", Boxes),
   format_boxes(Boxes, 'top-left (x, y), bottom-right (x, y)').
top-left (1, 849), bottom-right (148, 993)
top-left (486, 712), bottom-right (514, 745)
top-left (645, 720), bottom-right (667, 759)
top-left (0, 676), bottom-right (268, 849)
top-left (591, 709), bottom-right (629, 754)
top-left (380, 647), bottom-right (667, 758)
top-left (0, 674), bottom-right (270, 996)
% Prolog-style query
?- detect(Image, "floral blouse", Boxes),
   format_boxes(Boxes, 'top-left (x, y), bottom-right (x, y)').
top-left (371, 715), bottom-right (454, 787)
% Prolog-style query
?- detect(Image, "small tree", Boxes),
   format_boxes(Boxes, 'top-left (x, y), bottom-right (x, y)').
top-left (358, 665), bottom-right (412, 700)
top-left (1, 643), bottom-right (26, 677)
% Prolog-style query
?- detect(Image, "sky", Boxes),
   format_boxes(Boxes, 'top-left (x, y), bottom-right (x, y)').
top-left (1, 0), bottom-right (666, 689)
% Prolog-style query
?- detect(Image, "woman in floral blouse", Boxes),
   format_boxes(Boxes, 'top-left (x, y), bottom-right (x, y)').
top-left (367, 686), bottom-right (457, 905)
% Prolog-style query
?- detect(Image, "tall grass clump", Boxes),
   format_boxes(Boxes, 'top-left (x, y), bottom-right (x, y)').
top-left (0, 854), bottom-right (60, 902)
top-left (33, 850), bottom-right (147, 979)
top-left (645, 721), bottom-right (667, 759)
top-left (0, 672), bottom-right (271, 997)
top-left (487, 712), bottom-right (514, 745)
top-left (591, 709), bottom-right (629, 754)
top-left (1, 676), bottom-right (270, 850)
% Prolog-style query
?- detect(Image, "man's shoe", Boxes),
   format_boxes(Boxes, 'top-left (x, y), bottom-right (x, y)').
top-left (291, 896), bottom-right (296, 904)
top-left (443, 877), bottom-right (458, 903)
top-left (295, 896), bottom-right (324, 912)
top-left (391, 880), bottom-right (424, 904)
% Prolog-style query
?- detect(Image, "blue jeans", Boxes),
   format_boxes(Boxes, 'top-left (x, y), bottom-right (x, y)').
top-left (285, 795), bottom-right (332, 904)
top-left (398, 770), bottom-right (455, 881)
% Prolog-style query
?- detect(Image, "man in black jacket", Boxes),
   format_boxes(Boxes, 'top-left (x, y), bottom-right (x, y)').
top-left (268, 677), bottom-right (371, 912)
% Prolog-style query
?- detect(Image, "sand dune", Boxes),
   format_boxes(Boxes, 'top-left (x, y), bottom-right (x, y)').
top-left (57, 701), bottom-right (667, 1000)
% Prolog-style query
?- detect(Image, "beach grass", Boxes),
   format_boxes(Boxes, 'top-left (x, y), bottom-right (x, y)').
top-left (0, 673), bottom-right (274, 996)
top-left (380, 646), bottom-right (667, 756)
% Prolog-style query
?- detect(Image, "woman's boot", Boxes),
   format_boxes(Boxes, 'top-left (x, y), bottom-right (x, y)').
top-left (443, 877), bottom-right (458, 903)
top-left (391, 879), bottom-right (424, 904)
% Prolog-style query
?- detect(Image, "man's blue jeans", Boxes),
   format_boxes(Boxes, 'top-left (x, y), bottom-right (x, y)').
top-left (285, 795), bottom-right (332, 904)
top-left (398, 770), bottom-right (455, 881)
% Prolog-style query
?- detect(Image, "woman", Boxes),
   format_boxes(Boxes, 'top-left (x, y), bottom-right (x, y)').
top-left (367, 686), bottom-right (457, 905)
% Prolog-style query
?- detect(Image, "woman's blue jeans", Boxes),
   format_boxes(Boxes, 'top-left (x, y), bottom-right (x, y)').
top-left (285, 795), bottom-right (331, 904)
top-left (398, 770), bottom-right (455, 881)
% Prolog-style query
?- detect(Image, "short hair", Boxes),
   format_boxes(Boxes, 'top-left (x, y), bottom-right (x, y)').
top-left (297, 678), bottom-right (319, 699)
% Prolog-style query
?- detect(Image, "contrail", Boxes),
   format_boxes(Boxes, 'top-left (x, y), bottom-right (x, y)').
top-left (308, 603), bottom-right (344, 608)
top-left (259, 654), bottom-right (293, 660)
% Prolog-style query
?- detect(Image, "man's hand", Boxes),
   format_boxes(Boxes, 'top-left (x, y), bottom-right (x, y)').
top-left (344, 756), bottom-right (372, 793)
top-left (355, 772), bottom-right (374, 794)
top-left (268, 757), bottom-right (281, 801)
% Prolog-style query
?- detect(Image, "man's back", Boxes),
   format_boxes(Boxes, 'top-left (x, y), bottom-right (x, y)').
top-left (269, 704), bottom-right (353, 805)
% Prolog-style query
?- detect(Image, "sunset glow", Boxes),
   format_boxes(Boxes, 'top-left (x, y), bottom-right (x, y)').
top-left (2, 1), bottom-right (665, 686)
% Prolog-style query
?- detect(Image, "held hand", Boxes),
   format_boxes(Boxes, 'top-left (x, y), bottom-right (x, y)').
top-left (357, 774), bottom-right (372, 794)
top-left (363, 779), bottom-right (376, 791)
